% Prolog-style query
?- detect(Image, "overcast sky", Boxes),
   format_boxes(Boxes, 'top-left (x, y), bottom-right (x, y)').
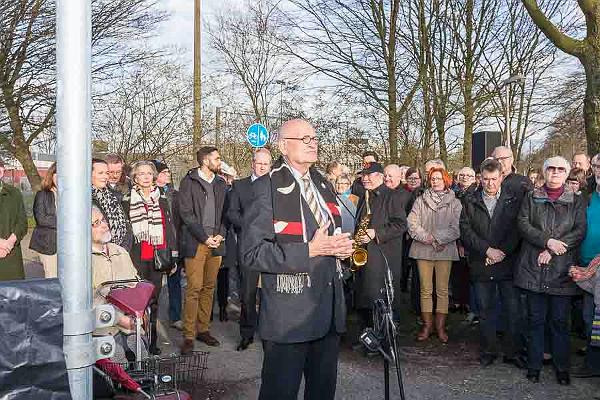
top-left (157, 0), bottom-right (231, 67)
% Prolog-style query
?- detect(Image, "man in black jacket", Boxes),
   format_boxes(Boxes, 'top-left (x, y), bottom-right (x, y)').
top-left (492, 146), bottom-right (532, 201)
top-left (460, 159), bottom-right (523, 367)
top-left (353, 162), bottom-right (408, 334)
top-left (179, 147), bottom-right (227, 354)
top-left (227, 148), bottom-right (272, 351)
top-left (241, 119), bottom-right (353, 400)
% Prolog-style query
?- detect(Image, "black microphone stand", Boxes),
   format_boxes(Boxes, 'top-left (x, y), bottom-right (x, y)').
top-left (328, 185), bottom-right (407, 400)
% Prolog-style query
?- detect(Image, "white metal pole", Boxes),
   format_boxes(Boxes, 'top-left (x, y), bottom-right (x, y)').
top-left (56, 0), bottom-right (93, 398)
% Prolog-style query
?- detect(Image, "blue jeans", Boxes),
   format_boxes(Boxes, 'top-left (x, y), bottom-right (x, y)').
top-left (526, 292), bottom-right (571, 372)
top-left (474, 280), bottom-right (518, 358)
top-left (583, 292), bottom-right (600, 371)
top-left (167, 262), bottom-right (182, 322)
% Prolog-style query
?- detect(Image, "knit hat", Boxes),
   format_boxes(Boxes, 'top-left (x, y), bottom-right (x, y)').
top-left (151, 159), bottom-right (168, 173)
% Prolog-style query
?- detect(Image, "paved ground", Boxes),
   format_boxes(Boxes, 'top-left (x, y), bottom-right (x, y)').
top-left (21, 235), bottom-right (600, 399)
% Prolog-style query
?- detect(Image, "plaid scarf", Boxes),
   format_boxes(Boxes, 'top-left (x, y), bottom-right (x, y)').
top-left (128, 186), bottom-right (164, 245)
top-left (270, 157), bottom-right (342, 294)
top-left (92, 186), bottom-right (128, 247)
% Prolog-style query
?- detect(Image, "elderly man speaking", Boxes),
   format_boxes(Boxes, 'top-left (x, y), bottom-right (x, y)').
top-left (241, 119), bottom-right (353, 400)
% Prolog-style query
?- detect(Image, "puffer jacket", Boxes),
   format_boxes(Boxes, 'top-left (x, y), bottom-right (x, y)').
top-left (408, 189), bottom-right (462, 261)
top-left (514, 186), bottom-right (587, 296)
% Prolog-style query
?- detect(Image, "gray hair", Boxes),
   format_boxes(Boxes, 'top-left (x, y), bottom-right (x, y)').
top-left (130, 160), bottom-right (158, 182)
top-left (492, 146), bottom-right (514, 158)
top-left (543, 156), bottom-right (571, 175)
top-left (424, 158), bottom-right (445, 170)
top-left (592, 153), bottom-right (600, 164)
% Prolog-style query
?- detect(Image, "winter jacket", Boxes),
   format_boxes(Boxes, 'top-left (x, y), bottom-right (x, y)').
top-left (460, 188), bottom-right (521, 282)
top-left (122, 188), bottom-right (178, 268)
top-left (30, 190), bottom-right (57, 255)
top-left (177, 169), bottom-right (227, 258)
top-left (408, 189), bottom-right (462, 261)
top-left (514, 186), bottom-right (587, 296)
top-left (0, 183), bottom-right (27, 281)
top-left (353, 184), bottom-right (408, 310)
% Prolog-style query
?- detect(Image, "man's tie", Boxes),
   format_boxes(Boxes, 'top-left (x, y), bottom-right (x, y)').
top-left (302, 175), bottom-right (325, 227)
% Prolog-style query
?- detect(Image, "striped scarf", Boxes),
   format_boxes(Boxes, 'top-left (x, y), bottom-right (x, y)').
top-left (129, 186), bottom-right (164, 245)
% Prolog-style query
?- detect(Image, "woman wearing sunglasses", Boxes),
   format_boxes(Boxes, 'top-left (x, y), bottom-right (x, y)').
top-left (514, 156), bottom-right (587, 385)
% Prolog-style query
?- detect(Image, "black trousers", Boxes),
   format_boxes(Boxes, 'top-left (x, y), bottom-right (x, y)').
top-left (259, 330), bottom-right (340, 400)
top-left (239, 269), bottom-right (260, 340)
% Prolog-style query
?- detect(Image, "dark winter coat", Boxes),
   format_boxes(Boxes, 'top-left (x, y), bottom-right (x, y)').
top-left (0, 183), bottom-right (27, 281)
top-left (460, 188), bottom-right (521, 282)
top-left (514, 186), bottom-right (587, 296)
top-left (30, 190), bottom-right (57, 255)
top-left (502, 172), bottom-right (532, 203)
top-left (240, 173), bottom-right (346, 343)
top-left (353, 184), bottom-right (408, 310)
top-left (177, 169), bottom-right (227, 258)
top-left (122, 188), bottom-right (178, 268)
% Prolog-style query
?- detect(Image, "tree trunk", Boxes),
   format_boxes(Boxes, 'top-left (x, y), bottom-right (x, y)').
top-left (13, 136), bottom-right (41, 191)
top-left (388, 106), bottom-right (399, 164)
top-left (583, 58), bottom-right (600, 156)
top-left (463, 84), bottom-right (475, 166)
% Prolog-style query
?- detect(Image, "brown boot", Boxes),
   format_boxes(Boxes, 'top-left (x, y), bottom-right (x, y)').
top-left (416, 312), bottom-right (433, 341)
top-left (435, 313), bottom-right (448, 344)
top-left (181, 338), bottom-right (194, 355)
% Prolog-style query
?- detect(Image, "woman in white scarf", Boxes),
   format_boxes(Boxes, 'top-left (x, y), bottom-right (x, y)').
top-left (124, 160), bottom-right (176, 355)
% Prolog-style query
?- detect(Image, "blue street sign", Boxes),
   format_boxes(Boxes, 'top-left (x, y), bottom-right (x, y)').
top-left (246, 123), bottom-right (269, 148)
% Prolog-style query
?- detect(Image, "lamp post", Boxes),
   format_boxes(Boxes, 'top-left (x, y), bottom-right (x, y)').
top-left (275, 79), bottom-right (285, 126)
top-left (501, 74), bottom-right (525, 147)
top-left (193, 0), bottom-right (202, 150)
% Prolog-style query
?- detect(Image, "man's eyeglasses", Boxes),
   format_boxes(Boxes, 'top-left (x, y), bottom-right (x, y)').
top-left (92, 218), bottom-right (108, 228)
top-left (284, 135), bottom-right (319, 144)
top-left (592, 163), bottom-right (600, 169)
top-left (458, 174), bottom-right (475, 178)
top-left (494, 156), bottom-right (513, 162)
top-left (546, 166), bottom-right (567, 173)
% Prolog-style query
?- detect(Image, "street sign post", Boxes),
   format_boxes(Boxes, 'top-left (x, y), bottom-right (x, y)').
top-left (246, 123), bottom-right (269, 148)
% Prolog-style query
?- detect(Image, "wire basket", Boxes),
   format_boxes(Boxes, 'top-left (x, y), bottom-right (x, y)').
top-left (119, 351), bottom-right (209, 395)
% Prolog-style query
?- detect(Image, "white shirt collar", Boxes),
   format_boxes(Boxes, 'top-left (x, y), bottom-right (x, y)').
top-left (198, 168), bottom-right (215, 184)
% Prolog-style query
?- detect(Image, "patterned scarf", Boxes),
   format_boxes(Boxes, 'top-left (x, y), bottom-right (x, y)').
top-left (129, 186), bottom-right (164, 245)
top-left (270, 157), bottom-right (343, 294)
top-left (427, 188), bottom-right (448, 206)
top-left (92, 186), bottom-right (128, 247)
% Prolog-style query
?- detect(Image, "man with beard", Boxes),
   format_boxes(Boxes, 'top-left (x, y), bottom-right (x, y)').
top-left (227, 148), bottom-right (272, 351)
top-left (179, 147), bottom-right (227, 354)
top-left (241, 119), bottom-right (353, 400)
top-left (353, 162), bottom-right (408, 347)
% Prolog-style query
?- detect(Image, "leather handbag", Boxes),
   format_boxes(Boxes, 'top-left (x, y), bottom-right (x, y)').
top-left (154, 248), bottom-right (174, 272)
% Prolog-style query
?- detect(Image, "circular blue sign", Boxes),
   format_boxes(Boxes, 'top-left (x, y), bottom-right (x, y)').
top-left (246, 123), bottom-right (269, 148)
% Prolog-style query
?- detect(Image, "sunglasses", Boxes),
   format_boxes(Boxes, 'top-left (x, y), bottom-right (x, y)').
top-left (546, 166), bottom-right (566, 173)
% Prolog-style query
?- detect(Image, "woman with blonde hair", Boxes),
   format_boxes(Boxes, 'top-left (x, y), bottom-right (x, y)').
top-left (30, 162), bottom-right (58, 277)
top-left (122, 160), bottom-right (177, 355)
top-left (408, 167), bottom-right (462, 343)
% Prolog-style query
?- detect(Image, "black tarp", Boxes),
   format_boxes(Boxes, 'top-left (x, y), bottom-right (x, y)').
top-left (0, 278), bottom-right (71, 399)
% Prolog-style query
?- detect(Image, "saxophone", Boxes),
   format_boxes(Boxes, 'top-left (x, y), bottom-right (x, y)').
top-left (351, 191), bottom-right (371, 272)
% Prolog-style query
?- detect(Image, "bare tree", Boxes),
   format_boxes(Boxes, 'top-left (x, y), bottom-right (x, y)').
top-left (277, 0), bottom-right (420, 163)
top-left (518, 0), bottom-right (600, 154)
top-left (0, 0), bottom-right (166, 190)
top-left (206, 0), bottom-right (295, 124)
top-left (447, 0), bottom-right (499, 165)
top-left (93, 57), bottom-right (193, 163)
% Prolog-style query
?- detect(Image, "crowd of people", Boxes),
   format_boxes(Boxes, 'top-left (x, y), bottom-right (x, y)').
top-left (1, 118), bottom-right (600, 399)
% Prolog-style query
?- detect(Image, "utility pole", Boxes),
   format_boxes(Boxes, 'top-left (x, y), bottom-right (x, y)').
top-left (193, 0), bottom-right (202, 150)
top-left (56, 0), bottom-right (93, 397)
